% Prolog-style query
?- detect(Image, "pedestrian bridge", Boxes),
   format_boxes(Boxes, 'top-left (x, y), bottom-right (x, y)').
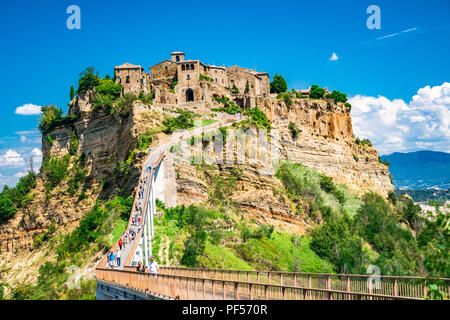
top-left (95, 117), bottom-right (450, 300)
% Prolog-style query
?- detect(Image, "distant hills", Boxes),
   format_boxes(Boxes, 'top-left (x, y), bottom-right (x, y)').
top-left (381, 150), bottom-right (450, 190)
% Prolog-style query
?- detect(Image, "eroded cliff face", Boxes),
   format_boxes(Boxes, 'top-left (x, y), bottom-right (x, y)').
top-left (0, 96), bottom-right (164, 253)
top-left (0, 94), bottom-right (393, 290)
top-left (174, 97), bottom-right (393, 234)
top-left (261, 97), bottom-right (393, 197)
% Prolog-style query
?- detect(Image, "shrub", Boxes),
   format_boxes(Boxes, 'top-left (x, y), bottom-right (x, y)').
top-left (309, 85), bottom-right (325, 99)
top-left (199, 74), bottom-right (213, 82)
top-left (211, 96), bottom-right (242, 114)
top-left (95, 79), bottom-right (121, 97)
top-left (69, 131), bottom-right (79, 155)
top-left (288, 121), bottom-right (300, 139)
top-left (242, 107), bottom-right (271, 131)
top-left (0, 195), bottom-right (16, 222)
top-left (162, 109), bottom-right (197, 133)
top-left (38, 105), bottom-right (78, 134)
top-left (136, 131), bottom-right (153, 151)
top-left (270, 74), bottom-right (288, 93)
top-left (378, 156), bottom-right (390, 167)
top-left (0, 172), bottom-right (36, 222)
top-left (355, 138), bottom-right (372, 147)
top-left (169, 80), bottom-right (178, 93)
top-left (113, 92), bottom-right (138, 118)
top-left (138, 90), bottom-right (155, 105)
top-left (231, 84), bottom-right (240, 94)
top-left (345, 102), bottom-right (352, 112)
top-left (277, 92), bottom-right (292, 107)
top-left (311, 216), bottom-right (368, 274)
top-left (42, 155), bottom-right (71, 192)
top-left (92, 79), bottom-right (122, 111)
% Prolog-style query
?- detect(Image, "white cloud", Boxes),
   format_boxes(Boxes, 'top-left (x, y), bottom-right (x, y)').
top-left (14, 171), bottom-right (27, 178)
top-left (329, 52), bottom-right (339, 61)
top-left (0, 149), bottom-right (26, 168)
top-left (15, 103), bottom-right (42, 115)
top-left (31, 147), bottom-right (42, 157)
top-left (350, 82), bottom-right (450, 155)
top-left (20, 135), bottom-right (27, 143)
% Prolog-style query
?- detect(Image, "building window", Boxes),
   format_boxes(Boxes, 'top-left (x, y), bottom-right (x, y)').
top-left (165, 66), bottom-right (168, 70)
top-left (215, 70), bottom-right (217, 73)
top-left (215, 78), bottom-right (217, 82)
top-left (187, 74), bottom-right (190, 80)
top-left (176, 55), bottom-right (180, 62)
top-left (126, 76), bottom-right (130, 83)
top-left (191, 64), bottom-right (194, 70)
top-left (186, 64), bottom-right (190, 71)
top-left (182, 65), bottom-right (185, 71)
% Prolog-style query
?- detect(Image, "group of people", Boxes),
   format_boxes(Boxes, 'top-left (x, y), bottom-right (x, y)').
top-left (106, 170), bottom-right (151, 269)
top-left (107, 249), bottom-right (121, 268)
top-left (105, 161), bottom-right (160, 274)
top-left (136, 256), bottom-right (159, 275)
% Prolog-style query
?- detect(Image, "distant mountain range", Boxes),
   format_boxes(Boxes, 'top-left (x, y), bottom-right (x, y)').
top-left (381, 150), bottom-right (450, 190)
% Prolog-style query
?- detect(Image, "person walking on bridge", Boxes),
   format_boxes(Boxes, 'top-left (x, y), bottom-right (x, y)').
top-left (136, 262), bottom-right (145, 273)
top-left (115, 249), bottom-right (121, 267)
top-left (109, 251), bottom-right (115, 269)
top-left (149, 256), bottom-right (159, 276)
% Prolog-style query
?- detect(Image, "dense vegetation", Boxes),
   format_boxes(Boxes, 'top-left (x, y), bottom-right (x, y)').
top-left (211, 96), bottom-right (242, 114)
top-left (276, 161), bottom-right (449, 281)
top-left (38, 105), bottom-right (78, 134)
top-left (309, 84), bottom-right (325, 99)
top-left (154, 202), bottom-right (334, 273)
top-left (232, 106), bottom-right (271, 132)
top-left (326, 90), bottom-right (348, 103)
top-left (0, 172), bottom-right (37, 222)
top-left (10, 196), bottom-right (132, 300)
top-left (162, 109), bottom-right (198, 133)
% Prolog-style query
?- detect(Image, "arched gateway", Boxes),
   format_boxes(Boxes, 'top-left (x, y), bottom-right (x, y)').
top-left (185, 88), bottom-right (194, 102)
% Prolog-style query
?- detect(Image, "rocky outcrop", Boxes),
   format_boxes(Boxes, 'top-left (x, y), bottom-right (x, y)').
top-left (0, 96), bottom-right (165, 253)
top-left (260, 97), bottom-right (393, 197)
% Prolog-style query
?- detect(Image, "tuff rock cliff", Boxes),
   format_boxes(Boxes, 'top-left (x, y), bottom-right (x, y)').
top-left (0, 93), bottom-right (393, 290)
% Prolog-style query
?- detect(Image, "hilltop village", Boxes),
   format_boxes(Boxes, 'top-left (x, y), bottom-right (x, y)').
top-left (114, 51), bottom-right (271, 107)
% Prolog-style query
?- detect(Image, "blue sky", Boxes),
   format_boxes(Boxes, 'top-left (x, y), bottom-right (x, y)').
top-left (0, 0), bottom-right (449, 187)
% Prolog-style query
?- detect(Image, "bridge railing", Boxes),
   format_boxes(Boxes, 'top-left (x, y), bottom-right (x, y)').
top-left (95, 268), bottom-right (422, 300)
top-left (156, 266), bottom-right (450, 299)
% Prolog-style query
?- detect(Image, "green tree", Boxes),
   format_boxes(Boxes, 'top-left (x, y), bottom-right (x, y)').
top-left (70, 85), bottom-right (75, 101)
top-left (0, 194), bottom-right (17, 222)
top-left (69, 131), bottom-right (79, 155)
top-left (309, 85), bottom-right (325, 99)
top-left (38, 105), bottom-right (64, 133)
top-left (326, 90), bottom-right (347, 103)
top-left (77, 67), bottom-right (100, 94)
top-left (270, 74), bottom-right (288, 93)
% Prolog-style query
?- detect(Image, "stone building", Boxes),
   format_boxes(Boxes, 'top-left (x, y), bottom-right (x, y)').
top-left (114, 63), bottom-right (149, 95)
top-left (115, 51), bottom-right (270, 106)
